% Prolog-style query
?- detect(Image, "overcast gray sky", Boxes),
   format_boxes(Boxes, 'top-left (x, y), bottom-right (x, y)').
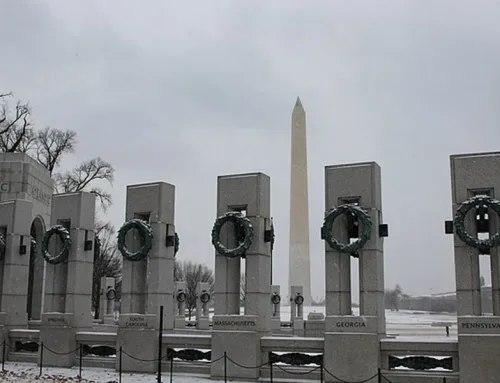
top-left (1, 0), bottom-right (500, 300)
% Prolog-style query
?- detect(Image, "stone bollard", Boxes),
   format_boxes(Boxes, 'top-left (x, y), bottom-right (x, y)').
top-left (290, 286), bottom-right (304, 336)
top-left (196, 282), bottom-right (211, 330)
top-left (99, 277), bottom-right (116, 325)
top-left (174, 281), bottom-right (186, 329)
top-left (271, 285), bottom-right (281, 332)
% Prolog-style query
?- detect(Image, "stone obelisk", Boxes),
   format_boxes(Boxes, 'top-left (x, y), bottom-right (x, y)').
top-left (288, 97), bottom-right (312, 305)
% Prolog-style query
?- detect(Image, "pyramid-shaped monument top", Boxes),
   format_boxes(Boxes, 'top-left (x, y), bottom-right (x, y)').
top-left (294, 97), bottom-right (303, 109)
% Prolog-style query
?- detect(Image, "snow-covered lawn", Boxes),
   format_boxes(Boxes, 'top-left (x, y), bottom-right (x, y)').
top-left (0, 308), bottom-right (458, 381)
top-left (0, 362), bottom-right (231, 383)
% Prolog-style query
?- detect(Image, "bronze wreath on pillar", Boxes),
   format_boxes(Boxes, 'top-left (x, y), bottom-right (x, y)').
top-left (117, 218), bottom-right (153, 261)
top-left (174, 232), bottom-right (180, 255)
top-left (454, 195), bottom-right (500, 253)
top-left (106, 288), bottom-right (117, 301)
top-left (41, 225), bottom-right (72, 265)
top-left (271, 292), bottom-right (281, 305)
top-left (294, 293), bottom-right (304, 305)
top-left (211, 211), bottom-right (254, 258)
top-left (200, 291), bottom-right (211, 304)
top-left (176, 291), bottom-right (186, 303)
top-left (321, 204), bottom-right (372, 256)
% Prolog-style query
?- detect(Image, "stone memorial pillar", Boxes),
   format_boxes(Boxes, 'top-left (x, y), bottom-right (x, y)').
top-left (448, 152), bottom-right (500, 383)
top-left (40, 191), bottom-right (96, 367)
top-left (174, 281), bottom-right (186, 329)
top-left (322, 162), bottom-right (387, 382)
top-left (211, 173), bottom-right (273, 381)
top-left (0, 154), bottom-right (54, 322)
top-left (117, 182), bottom-right (176, 373)
top-left (195, 282), bottom-right (210, 330)
top-left (0, 198), bottom-right (33, 352)
top-left (271, 285), bottom-right (281, 332)
top-left (99, 277), bottom-right (116, 325)
top-left (290, 285), bottom-right (304, 336)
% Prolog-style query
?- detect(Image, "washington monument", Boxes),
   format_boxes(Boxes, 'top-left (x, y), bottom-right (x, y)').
top-left (288, 97), bottom-right (312, 305)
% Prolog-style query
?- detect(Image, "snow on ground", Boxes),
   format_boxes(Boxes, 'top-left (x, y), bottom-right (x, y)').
top-left (0, 308), bottom-right (458, 381)
top-left (274, 306), bottom-right (457, 338)
top-left (0, 362), bottom-right (233, 383)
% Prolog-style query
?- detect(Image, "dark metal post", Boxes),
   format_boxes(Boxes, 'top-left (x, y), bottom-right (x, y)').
top-left (269, 359), bottom-right (273, 383)
top-left (2, 340), bottom-right (6, 371)
top-left (224, 351), bottom-right (227, 383)
top-left (378, 368), bottom-right (382, 383)
top-left (119, 346), bottom-right (122, 383)
top-left (170, 357), bottom-right (173, 383)
top-left (39, 342), bottom-right (44, 377)
top-left (157, 305), bottom-right (164, 383)
top-left (320, 362), bottom-right (324, 383)
top-left (78, 344), bottom-right (83, 378)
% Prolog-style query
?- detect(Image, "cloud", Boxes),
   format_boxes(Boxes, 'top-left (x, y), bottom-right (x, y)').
top-left (1, 0), bottom-right (500, 300)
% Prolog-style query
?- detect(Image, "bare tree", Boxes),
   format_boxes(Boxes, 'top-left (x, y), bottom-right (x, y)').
top-left (0, 92), bottom-right (113, 207)
top-left (0, 93), bottom-right (34, 152)
top-left (55, 157), bottom-right (114, 211)
top-left (92, 223), bottom-right (122, 319)
top-left (174, 260), bottom-right (214, 320)
top-left (385, 284), bottom-right (403, 311)
top-left (35, 127), bottom-right (77, 174)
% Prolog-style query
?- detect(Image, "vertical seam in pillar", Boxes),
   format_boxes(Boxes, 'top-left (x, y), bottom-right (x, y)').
top-left (157, 184), bottom-right (162, 223)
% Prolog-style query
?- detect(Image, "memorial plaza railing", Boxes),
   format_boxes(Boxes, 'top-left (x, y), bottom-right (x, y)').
top-left (1, 328), bottom-right (459, 383)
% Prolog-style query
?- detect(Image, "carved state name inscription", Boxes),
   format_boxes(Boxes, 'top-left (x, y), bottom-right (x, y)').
top-left (336, 321), bottom-right (366, 328)
top-left (213, 320), bottom-right (256, 327)
top-left (30, 186), bottom-right (51, 206)
top-left (125, 317), bottom-right (149, 328)
top-left (47, 317), bottom-right (65, 324)
top-left (461, 322), bottom-right (500, 329)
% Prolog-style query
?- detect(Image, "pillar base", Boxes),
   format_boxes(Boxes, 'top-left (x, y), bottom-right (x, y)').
top-left (271, 318), bottom-right (281, 332)
top-left (103, 315), bottom-right (115, 325)
top-left (116, 314), bottom-right (158, 373)
top-left (174, 316), bottom-right (185, 329)
top-left (293, 318), bottom-right (304, 336)
top-left (211, 331), bottom-right (261, 381)
top-left (39, 313), bottom-right (77, 368)
top-left (211, 315), bottom-right (262, 381)
top-left (324, 316), bottom-right (379, 383)
top-left (458, 316), bottom-right (500, 383)
top-left (196, 317), bottom-right (210, 330)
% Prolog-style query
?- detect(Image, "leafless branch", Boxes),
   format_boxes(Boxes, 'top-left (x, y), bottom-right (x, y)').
top-left (0, 95), bottom-right (33, 152)
top-left (36, 127), bottom-right (77, 174)
top-left (54, 157), bottom-right (115, 211)
top-left (174, 260), bottom-right (214, 319)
